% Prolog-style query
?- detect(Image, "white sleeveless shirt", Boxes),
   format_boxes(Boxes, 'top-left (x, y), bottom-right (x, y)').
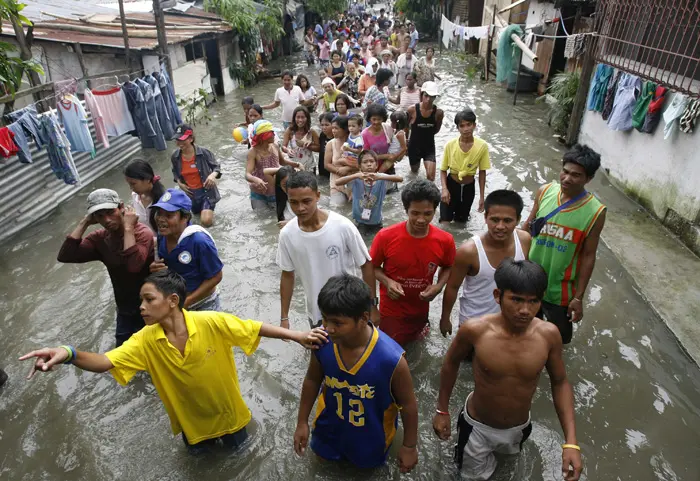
top-left (458, 231), bottom-right (525, 323)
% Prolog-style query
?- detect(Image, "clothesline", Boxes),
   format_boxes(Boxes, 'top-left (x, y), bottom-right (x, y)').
top-left (531, 31), bottom-right (597, 40)
top-left (440, 15), bottom-right (491, 49)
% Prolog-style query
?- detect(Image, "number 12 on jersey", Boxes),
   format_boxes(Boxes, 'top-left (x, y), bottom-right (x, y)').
top-left (333, 392), bottom-right (365, 427)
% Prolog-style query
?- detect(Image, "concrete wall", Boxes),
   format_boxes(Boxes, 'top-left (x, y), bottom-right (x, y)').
top-left (218, 38), bottom-right (240, 95)
top-left (522, 0), bottom-right (556, 69)
top-left (579, 93), bottom-right (700, 253)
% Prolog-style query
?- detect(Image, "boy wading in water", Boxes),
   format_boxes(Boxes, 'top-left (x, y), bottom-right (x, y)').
top-left (433, 259), bottom-right (582, 481)
top-left (294, 274), bottom-right (419, 473)
top-left (20, 270), bottom-right (327, 455)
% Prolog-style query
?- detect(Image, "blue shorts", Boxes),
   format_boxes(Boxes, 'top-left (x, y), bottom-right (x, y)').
top-left (310, 431), bottom-right (388, 468)
top-left (191, 188), bottom-right (215, 214)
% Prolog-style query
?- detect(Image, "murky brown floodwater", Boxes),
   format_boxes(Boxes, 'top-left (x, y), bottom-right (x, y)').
top-left (1, 48), bottom-right (699, 481)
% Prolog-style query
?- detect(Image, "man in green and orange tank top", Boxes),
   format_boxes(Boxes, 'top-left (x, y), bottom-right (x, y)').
top-left (523, 145), bottom-right (606, 344)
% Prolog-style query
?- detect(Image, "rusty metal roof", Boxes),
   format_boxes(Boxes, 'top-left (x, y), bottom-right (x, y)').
top-left (1, 5), bottom-right (231, 50)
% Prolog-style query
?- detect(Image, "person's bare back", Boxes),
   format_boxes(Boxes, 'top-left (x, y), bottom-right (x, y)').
top-left (466, 313), bottom-right (560, 428)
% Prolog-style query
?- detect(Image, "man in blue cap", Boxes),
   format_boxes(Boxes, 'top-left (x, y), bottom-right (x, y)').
top-left (150, 188), bottom-right (224, 311)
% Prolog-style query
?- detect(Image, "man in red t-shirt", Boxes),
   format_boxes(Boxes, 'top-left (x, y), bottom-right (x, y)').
top-left (370, 179), bottom-right (456, 345)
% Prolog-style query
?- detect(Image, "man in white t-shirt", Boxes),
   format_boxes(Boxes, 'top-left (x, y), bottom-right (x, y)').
top-left (277, 171), bottom-right (378, 328)
top-left (263, 70), bottom-right (305, 129)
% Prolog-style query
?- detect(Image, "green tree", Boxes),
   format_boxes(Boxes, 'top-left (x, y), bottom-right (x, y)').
top-left (395, 0), bottom-right (439, 37)
top-left (305, 0), bottom-right (346, 19)
top-left (205, 0), bottom-right (284, 85)
top-left (0, 0), bottom-right (44, 97)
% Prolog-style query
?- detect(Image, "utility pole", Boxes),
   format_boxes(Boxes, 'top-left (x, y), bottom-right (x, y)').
top-left (117, 0), bottom-right (132, 73)
top-left (152, 0), bottom-right (173, 80)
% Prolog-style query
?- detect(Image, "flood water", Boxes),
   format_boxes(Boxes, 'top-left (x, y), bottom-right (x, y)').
top-left (1, 49), bottom-right (699, 481)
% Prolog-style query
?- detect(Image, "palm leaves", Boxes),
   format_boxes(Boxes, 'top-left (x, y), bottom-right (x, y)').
top-left (541, 71), bottom-right (580, 135)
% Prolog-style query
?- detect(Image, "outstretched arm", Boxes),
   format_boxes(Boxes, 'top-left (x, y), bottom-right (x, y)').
top-left (259, 323), bottom-right (328, 349)
top-left (19, 347), bottom-right (113, 378)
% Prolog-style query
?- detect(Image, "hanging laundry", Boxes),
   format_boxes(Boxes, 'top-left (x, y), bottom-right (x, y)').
top-left (41, 112), bottom-right (80, 185)
top-left (4, 105), bottom-right (48, 148)
top-left (89, 86), bottom-right (137, 136)
top-left (640, 86), bottom-right (668, 134)
top-left (607, 73), bottom-right (641, 131)
top-left (631, 81), bottom-right (657, 131)
top-left (662, 93), bottom-right (689, 140)
top-left (679, 99), bottom-right (700, 134)
top-left (157, 65), bottom-right (182, 125)
top-left (145, 74), bottom-right (176, 140)
top-left (442, 20), bottom-right (456, 49)
top-left (564, 34), bottom-right (577, 58)
top-left (573, 34), bottom-right (586, 57)
top-left (0, 126), bottom-right (19, 158)
top-left (84, 89), bottom-right (110, 148)
top-left (134, 78), bottom-right (167, 151)
top-left (467, 26), bottom-right (490, 39)
top-left (57, 94), bottom-right (96, 156)
top-left (122, 81), bottom-right (158, 148)
top-left (496, 24), bottom-right (524, 83)
top-left (587, 64), bottom-right (614, 112)
top-left (602, 70), bottom-right (621, 121)
top-left (54, 79), bottom-right (78, 98)
top-left (7, 122), bottom-right (31, 163)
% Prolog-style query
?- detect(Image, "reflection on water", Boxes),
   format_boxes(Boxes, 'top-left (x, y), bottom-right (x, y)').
top-left (1, 50), bottom-right (700, 481)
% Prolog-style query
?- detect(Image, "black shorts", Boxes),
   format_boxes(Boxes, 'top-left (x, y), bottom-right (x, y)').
top-left (538, 301), bottom-right (573, 344)
top-left (439, 175), bottom-right (475, 223)
top-left (408, 143), bottom-right (436, 166)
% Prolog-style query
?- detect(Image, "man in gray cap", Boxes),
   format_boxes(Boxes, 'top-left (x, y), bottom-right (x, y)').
top-left (57, 188), bottom-right (154, 346)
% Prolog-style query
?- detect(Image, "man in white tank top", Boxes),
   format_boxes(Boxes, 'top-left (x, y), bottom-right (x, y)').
top-left (440, 190), bottom-right (531, 336)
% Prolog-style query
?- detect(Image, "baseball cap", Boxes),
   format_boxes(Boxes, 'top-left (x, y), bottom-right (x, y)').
top-left (152, 188), bottom-right (193, 212)
top-left (174, 124), bottom-right (194, 141)
top-left (86, 188), bottom-right (121, 215)
top-left (421, 81), bottom-right (439, 97)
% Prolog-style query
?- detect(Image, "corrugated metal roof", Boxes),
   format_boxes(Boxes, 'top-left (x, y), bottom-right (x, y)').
top-left (21, 0), bottom-right (116, 24)
top-left (2, 7), bottom-right (231, 50)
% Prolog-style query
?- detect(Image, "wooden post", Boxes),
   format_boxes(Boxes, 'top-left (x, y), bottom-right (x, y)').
top-left (485, 6), bottom-right (496, 80)
top-left (153, 0), bottom-right (173, 81)
top-left (10, 18), bottom-right (48, 111)
top-left (566, 34), bottom-right (598, 145)
top-left (117, 0), bottom-right (132, 72)
top-left (73, 43), bottom-right (90, 88)
top-left (513, 47), bottom-right (523, 105)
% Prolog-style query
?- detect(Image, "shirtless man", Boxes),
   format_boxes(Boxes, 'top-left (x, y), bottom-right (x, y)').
top-left (440, 190), bottom-right (531, 336)
top-left (433, 259), bottom-right (582, 481)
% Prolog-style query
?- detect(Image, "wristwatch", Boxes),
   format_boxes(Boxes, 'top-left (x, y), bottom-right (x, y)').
top-left (372, 297), bottom-right (379, 307)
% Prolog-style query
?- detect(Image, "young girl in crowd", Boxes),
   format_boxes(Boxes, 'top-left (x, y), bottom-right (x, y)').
top-left (358, 58), bottom-right (379, 97)
top-left (296, 74), bottom-right (318, 109)
top-left (304, 27), bottom-right (316, 66)
top-left (362, 68), bottom-right (393, 113)
top-left (389, 110), bottom-right (409, 164)
top-left (263, 165), bottom-right (296, 228)
top-left (327, 51), bottom-right (346, 85)
top-left (282, 106), bottom-right (320, 173)
top-left (317, 112), bottom-right (334, 178)
top-left (342, 114), bottom-right (364, 164)
top-left (318, 36), bottom-right (331, 67)
top-left (335, 150), bottom-right (403, 235)
top-left (324, 115), bottom-right (357, 205)
top-left (334, 94), bottom-right (354, 117)
top-left (318, 77), bottom-right (340, 113)
top-left (246, 120), bottom-right (302, 210)
top-left (390, 72), bottom-right (421, 111)
top-left (124, 159), bottom-right (166, 234)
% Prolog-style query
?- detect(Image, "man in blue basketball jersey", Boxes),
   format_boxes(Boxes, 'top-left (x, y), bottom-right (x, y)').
top-left (294, 274), bottom-right (419, 473)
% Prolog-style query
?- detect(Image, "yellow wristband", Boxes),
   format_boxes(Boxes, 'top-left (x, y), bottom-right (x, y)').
top-left (562, 444), bottom-right (580, 451)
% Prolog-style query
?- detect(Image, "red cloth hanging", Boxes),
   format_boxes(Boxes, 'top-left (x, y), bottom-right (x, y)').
top-left (0, 127), bottom-right (19, 158)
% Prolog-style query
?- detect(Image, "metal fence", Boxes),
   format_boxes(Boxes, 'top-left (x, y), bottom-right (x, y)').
top-left (594, 0), bottom-right (700, 97)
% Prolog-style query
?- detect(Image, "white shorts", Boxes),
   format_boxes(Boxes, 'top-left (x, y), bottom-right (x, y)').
top-left (455, 393), bottom-right (532, 480)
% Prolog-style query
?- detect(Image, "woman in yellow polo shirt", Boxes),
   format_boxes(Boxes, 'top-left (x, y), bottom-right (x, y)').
top-left (19, 270), bottom-right (327, 455)
top-left (439, 109), bottom-right (491, 224)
